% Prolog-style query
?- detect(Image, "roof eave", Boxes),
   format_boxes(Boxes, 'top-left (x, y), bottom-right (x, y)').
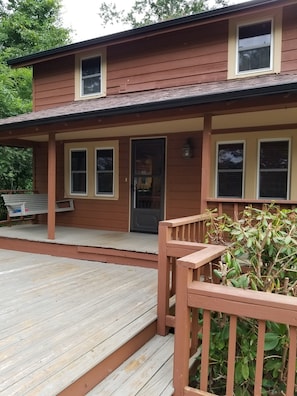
top-left (1, 81), bottom-right (296, 132)
top-left (8, 0), bottom-right (284, 68)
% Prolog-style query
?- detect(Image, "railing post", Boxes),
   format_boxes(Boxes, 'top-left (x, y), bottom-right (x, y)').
top-left (157, 221), bottom-right (172, 336)
top-left (173, 262), bottom-right (192, 395)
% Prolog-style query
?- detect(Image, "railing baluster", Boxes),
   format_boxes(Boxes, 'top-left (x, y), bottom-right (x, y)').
top-left (226, 315), bottom-right (237, 395)
top-left (287, 326), bottom-right (297, 396)
top-left (255, 320), bottom-right (266, 395)
top-left (200, 310), bottom-right (211, 392)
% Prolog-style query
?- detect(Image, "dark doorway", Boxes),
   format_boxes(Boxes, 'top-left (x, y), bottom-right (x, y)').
top-left (130, 138), bottom-right (165, 233)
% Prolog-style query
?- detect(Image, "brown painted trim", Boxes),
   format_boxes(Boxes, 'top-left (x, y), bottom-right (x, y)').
top-left (57, 321), bottom-right (157, 396)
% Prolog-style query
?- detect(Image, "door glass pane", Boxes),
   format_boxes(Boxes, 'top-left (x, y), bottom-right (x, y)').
top-left (133, 141), bottom-right (163, 210)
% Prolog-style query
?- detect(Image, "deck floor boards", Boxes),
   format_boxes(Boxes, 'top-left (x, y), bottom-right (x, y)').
top-left (88, 334), bottom-right (174, 396)
top-left (0, 249), bottom-right (158, 396)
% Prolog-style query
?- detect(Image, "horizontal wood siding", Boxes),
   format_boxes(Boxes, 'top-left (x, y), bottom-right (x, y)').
top-left (33, 132), bottom-right (203, 232)
top-left (107, 22), bottom-right (228, 95)
top-left (33, 56), bottom-right (75, 111)
top-left (166, 133), bottom-right (202, 220)
top-left (281, 4), bottom-right (297, 73)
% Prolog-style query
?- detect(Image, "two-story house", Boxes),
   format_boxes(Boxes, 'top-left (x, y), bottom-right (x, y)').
top-left (0, 0), bottom-right (296, 239)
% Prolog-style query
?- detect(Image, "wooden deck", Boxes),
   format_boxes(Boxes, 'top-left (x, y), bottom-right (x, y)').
top-left (0, 248), bottom-right (173, 395)
top-left (0, 224), bottom-right (158, 268)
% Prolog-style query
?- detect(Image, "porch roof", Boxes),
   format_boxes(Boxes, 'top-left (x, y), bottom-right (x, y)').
top-left (0, 73), bottom-right (296, 132)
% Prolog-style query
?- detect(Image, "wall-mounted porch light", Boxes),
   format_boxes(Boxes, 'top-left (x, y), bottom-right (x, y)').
top-left (182, 138), bottom-right (193, 159)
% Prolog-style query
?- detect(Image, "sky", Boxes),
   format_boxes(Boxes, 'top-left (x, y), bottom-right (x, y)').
top-left (61, 0), bottom-right (251, 43)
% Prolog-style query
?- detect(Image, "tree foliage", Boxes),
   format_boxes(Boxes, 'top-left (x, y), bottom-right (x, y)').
top-left (0, 0), bottom-right (71, 192)
top-left (99, 0), bottom-right (229, 28)
top-left (0, 0), bottom-right (71, 118)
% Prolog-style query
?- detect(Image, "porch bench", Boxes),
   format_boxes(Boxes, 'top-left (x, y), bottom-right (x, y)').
top-left (1, 193), bottom-right (74, 220)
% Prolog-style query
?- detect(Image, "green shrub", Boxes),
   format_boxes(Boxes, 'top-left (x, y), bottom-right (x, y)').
top-left (192, 205), bottom-right (297, 394)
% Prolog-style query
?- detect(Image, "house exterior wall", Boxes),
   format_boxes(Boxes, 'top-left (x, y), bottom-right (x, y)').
top-left (32, 3), bottom-right (297, 112)
top-left (282, 4), bottom-right (297, 73)
top-left (34, 132), bottom-right (202, 231)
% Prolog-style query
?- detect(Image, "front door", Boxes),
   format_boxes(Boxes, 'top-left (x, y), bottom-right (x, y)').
top-left (131, 138), bottom-right (165, 233)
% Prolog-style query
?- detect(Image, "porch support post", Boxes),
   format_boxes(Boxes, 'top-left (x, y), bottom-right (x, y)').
top-left (47, 133), bottom-right (56, 240)
top-left (200, 114), bottom-right (212, 213)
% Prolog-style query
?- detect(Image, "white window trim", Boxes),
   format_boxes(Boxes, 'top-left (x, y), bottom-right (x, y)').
top-left (235, 18), bottom-right (274, 76)
top-left (75, 49), bottom-right (107, 101)
top-left (95, 147), bottom-right (115, 198)
top-left (65, 140), bottom-right (119, 200)
top-left (69, 148), bottom-right (88, 196)
top-left (215, 140), bottom-right (245, 198)
top-left (228, 9), bottom-right (282, 79)
top-left (257, 138), bottom-right (291, 200)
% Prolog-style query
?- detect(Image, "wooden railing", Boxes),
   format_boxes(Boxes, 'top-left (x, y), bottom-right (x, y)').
top-left (207, 198), bottom-right (297, 220)
top-left (157, 213), bottom-right (221, 336)
top-left (173, 249), bottom-right (297, 396)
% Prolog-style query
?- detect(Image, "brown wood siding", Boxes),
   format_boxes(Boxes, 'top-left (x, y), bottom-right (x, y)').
top-left (35, 137), bottom-right (130, 232)
top-left (166, 133), bottom-right (202, 220)
top-left (107, 21), bottom-right (228, 95)
top-left (281, 4), bottom-right (297, 73)
top-left (33, 132), bottom-right (203, 232)
top-left (33, 56), bottom-right (75, 111)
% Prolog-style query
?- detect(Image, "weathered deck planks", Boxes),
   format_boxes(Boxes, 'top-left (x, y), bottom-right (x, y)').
top-left (0, 249), bottom-right (158, 395)
top-left (87, 334), bottom-right (174, 396)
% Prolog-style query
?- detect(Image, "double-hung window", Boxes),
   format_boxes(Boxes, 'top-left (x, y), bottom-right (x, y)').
top-left (70, 149), bottom-right (87, 195)
top-left (237, 20), bottom-right (272, 73)
top-left (216, 142), bottom-right (244, 198)
top-left (81, 56), bottom-right (101, 96)
top-left (95, 148), bottom-right (114, 196)
top-left (258, 140), bottom-right (290, 199)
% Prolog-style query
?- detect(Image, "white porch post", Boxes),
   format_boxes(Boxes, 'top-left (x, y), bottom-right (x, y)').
top-left (47, 133), bottom-right (56, 240)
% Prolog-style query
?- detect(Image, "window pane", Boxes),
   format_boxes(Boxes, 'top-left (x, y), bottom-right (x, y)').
top-left (218, 172), bottom-right (243, 197)
top-left (259, 141), bottom-right (289, 199)
top-left (259, 171), bottom-right (287, 199)
top-left (239, 47), bottom-right (270, 72)
top-left (83, 77), bottom-right (101, 95)
top-left (96, 149), bottom-right (114, 195)
top-left (81, 56), bottom-right (101, 95)
top-left (72, 173), bottom-right (86, 194)
top-left (238, 21), bottom-right (271, 72)
top-left (97, 173), bottom-right (113, 194)
top-left (97, 149), bottom-right (113, 171)
top-left (71, 150), bottom-right (86, 171)
top-left (82, 57), bottom-right (101, 77)
top-left (218, 143), bottom-right (243, 170)
top-left (217, 143), bottom-right (244, 198)
top-left (260, 141), bottom-right (288, 169)
top-left (71, 150), bottom-right (87, 194)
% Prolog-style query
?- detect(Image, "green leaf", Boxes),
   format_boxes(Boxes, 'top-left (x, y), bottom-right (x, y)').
top-left (241, 362), bottom-right (249, 380)
top-left (264, 333), bottom-right (280, 351)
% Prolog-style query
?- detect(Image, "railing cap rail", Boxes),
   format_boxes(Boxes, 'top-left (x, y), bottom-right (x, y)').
top-left (159, 213), bottom-right (214, 228)
top-left (177, 245), bottom-right (226, 269)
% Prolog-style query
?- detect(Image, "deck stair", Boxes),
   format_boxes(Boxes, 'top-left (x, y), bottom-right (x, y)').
top-left (87, 334), bottom-right (174, 396)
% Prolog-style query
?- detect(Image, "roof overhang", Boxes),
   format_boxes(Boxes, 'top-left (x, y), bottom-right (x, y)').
top-left (0, 73), bottom-right (296, 134)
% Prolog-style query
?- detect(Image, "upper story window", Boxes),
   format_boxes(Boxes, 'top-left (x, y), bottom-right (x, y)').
top-left (75, 49), bottom-right (106, 100)
top-left (81, 56), bottom-right (101, 96)
top-left (238, 21), bottom-right (272, 73)
top-left (216, 142), bottom-right (244, 198)
top-left (258, 140), bottom-right (290, 199)
top-left (228, 10), bottom-right (282, 79)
